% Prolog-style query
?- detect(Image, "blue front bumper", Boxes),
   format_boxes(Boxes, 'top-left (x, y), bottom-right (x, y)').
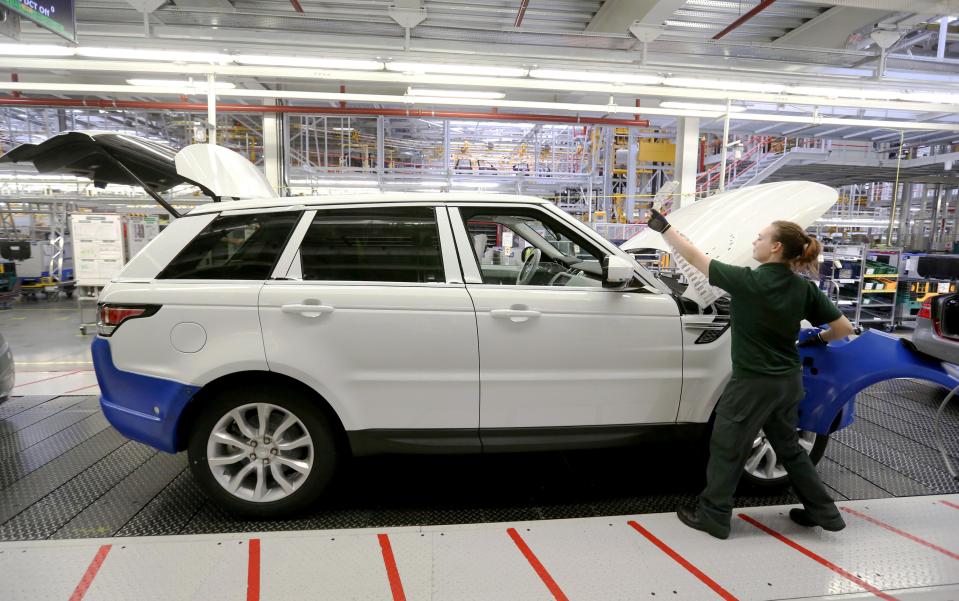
top-left (92, 338), bottom-right (200, 453)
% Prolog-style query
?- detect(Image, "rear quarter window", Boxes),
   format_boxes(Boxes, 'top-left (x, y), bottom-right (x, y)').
top-left (158, 211), bottom-right (300, 280)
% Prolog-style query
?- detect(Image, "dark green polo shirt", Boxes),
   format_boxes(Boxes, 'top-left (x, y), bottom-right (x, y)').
top-left (709, 260), bottom-right (842, 378)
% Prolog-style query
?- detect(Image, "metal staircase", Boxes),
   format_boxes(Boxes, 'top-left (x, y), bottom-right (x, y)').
top-left (725, 151), bottom-right (789, 190)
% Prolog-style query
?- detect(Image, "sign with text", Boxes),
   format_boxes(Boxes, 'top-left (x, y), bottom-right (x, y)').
top-left (0, 0), bottom-right (75, 42)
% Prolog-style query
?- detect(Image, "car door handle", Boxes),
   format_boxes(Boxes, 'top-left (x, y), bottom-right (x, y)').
top-left (281, 303), bottom-right (335, 317)
top-left (490, 309), bottom-right (542, 323)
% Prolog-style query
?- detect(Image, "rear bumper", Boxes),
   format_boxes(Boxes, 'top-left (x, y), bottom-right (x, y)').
top-left (92, 337), bottom-right (200, 453)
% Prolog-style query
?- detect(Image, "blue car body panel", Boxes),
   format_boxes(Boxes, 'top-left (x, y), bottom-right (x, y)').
top-left (797, 329), bottom-right (959, 434)
top-left (92, 338), bottom-right (200, 453)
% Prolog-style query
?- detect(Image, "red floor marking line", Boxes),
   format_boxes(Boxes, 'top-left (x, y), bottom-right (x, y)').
top-left (738, 513), bottom-right (898, 601)
top-left (62, 383), bottom-right (99, 394)
top-left (378, 533), bottom-right (407, 601)
top-left (247, 538), bottom-right (260, 601)
top-left (842, 507), bottom-right (959, 561)
top-left (68, 544), bottom-right (112, 601)
top-left (13, 370), bottom-right (83, 388)
top-left (627, 520), bottom-right (738, 601)
top-left (941, 500), bottom-right (959, 510)
top-left (506, 527), bottom-right (570, 601)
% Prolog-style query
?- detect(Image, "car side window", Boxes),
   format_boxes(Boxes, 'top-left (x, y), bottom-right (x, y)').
top-left (460, 207), bottom-right (607, 287)
top-left (158, 211), bottom-right (300, 280)
top-left (299, 206), bottom-right (445, 283)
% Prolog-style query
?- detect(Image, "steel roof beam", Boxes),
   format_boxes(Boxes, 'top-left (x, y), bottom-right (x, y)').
top-left (586, 0), bottom-right (685, 34)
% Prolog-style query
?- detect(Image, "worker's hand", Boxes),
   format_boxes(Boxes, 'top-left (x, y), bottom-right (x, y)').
top-left (647, 209), bottom-right (672, 234)
top-left (797, 328), bottom-right (827, 347)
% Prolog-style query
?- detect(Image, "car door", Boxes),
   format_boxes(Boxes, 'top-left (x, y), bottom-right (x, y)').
top-left (104, 209), bottom-right (299, 386)
top-left (258, 204), bottom-right (480, 449)
top-left (448, 203), bottom-right (683, 432)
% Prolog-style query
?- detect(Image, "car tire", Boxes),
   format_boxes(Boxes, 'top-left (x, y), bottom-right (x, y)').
top-left (187, 385), bottom-right (340, 518)
top-left (740, 429), bottom-right (829, 490)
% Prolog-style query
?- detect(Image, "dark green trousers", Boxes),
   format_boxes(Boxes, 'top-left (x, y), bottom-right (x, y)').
top-left (697, 371), bottom-right (843, 538)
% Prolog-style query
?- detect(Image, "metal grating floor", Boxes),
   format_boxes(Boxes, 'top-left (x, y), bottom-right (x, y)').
top-left (0, 379), bottom-right (957, 543)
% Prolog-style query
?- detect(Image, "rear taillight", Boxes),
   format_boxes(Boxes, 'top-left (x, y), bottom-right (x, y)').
top-left (918, 299), bottom-right (932, 320)
top-left (97, 304), bottom-right (160, 336)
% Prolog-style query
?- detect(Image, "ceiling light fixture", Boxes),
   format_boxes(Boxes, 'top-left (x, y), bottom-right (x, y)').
top-left (788, 86), bottom-right (897, 101)
top-left (387, 62), bottom-right (527, 78)
top-left (407, 88), bottom-right (506, 99)
top-left (234, 55), bottom-right (384, 70)
top-left (126, 79), bottom-right (237, 89)
top-left (659, 101), bottom-right (745, 112)
top-left (79, 47), bottom-right (232, 63)
top-left (664, 77), bottom-right (785, 94)
top-left (529, 69), bottom-right (663, 85)
top-left (0, 44), bottom-right (74, 56)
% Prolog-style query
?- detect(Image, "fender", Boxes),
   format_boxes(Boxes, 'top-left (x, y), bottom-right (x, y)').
top-left (797, 329), bottom-right (959, 434)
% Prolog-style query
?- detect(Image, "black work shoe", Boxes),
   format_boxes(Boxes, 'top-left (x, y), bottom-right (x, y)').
top-left (677, 506), bottom-right (729, 540)
top-left (789, 508), bottom-right (845, 532)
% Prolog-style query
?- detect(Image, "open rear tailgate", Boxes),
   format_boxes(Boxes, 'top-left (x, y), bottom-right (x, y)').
top-left (0, 132), bottom-right (207, 195)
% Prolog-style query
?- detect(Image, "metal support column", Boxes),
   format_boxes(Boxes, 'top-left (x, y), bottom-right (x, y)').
top-left (930, 184), bottom-right (944, 250)
top-left (376, 117), bottom-right (385, 189)
top-left (603, 126), bottom-right (614, 217)
top-left (626, 127), bottom-right (638, 221)
top-left (718, 102), bottom-right (731, 194)
top-left (911, 185), bottom-right (930, 250)
top-left (951, 188), bottom-right (959, 250)
top-left (443, 120), bottom-right (451, 189)
top-left (206, 75), bottom-right (217, 145)
top-left (674, 117), bottom-right (700, 208)
top-left (897, 182), bottom-right (912, 249)
top-left (263, 102), bottom-right (287, 195)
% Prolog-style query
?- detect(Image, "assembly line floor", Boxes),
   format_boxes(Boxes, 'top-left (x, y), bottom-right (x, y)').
top-left (1, 300), bottom-right (959, 599)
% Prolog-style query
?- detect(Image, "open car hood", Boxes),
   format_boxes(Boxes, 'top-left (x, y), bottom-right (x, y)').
top-left (0, 132), bottom-right (276, 201)
top-left (620, 181), bottom-right (838, 267)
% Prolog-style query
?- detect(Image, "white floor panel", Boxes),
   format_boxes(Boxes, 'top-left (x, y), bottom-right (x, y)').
top-left (0, 495), bottom-right (955, 601)
top-left (430, 525), bottom-right (558, 601)
top-left (11, 370), bottom-right (99, 396)
top-left (84, 538), bottom-right (248, 601)
top-left (517, 518), bottom-right (721, 600)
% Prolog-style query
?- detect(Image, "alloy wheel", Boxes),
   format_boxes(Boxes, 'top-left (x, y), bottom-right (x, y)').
top-left (744, 429), bottom-right (817, 481)
top-left (206, 402), bottom-right (315, 502)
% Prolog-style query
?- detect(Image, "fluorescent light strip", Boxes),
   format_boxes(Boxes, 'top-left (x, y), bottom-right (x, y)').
top-left (660, 101), bottom-right (745, 112)
top-left (407, 88), bottom-right (505, 99)
top-left (79, 47), bottom-right (232, 63)
top-left (235, 55), bottom-right (383, 70)
top-left (388, 62), bottom-right (527, 78)
top-left (665, 77), bottom-right (785, 94)
top-left (0, 43), bottom-right (73, 57)
top-left (789, 86), bottom-right (897, 101)
top-left (529, 69), bottom-right (663, 85)
top-left (126, 79), bottom-right (236, 89)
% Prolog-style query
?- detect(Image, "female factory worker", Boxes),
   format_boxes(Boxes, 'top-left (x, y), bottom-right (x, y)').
top-left (646, 210), bottom-right (854, 540)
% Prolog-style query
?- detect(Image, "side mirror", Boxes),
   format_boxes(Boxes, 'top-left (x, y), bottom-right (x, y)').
top-left (522, 247), bottom-right (535, 262)
top-left (602, 254), bottom-right (633, 288)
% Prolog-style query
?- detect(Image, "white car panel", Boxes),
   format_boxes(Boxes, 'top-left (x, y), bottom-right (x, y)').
top-left (676, 315), bottom-right (733, 423)
top-left (466, 286), bottom-right (683, 428)
top-left (258, 282), bottom-right (480, 431)
top-left (101, 282), bottom-right (267, 385)
top-left (175, 144), bottom-right (278, 200)
top-left (620, 181), bottom-right (838, 266)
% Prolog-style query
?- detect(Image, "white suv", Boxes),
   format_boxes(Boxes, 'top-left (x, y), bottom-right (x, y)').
top-left (2, 133), bottom-right (842, 517)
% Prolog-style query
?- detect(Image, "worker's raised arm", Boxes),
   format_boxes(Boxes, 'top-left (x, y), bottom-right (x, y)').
top-left (647, 209), bottom-right (712, 276)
